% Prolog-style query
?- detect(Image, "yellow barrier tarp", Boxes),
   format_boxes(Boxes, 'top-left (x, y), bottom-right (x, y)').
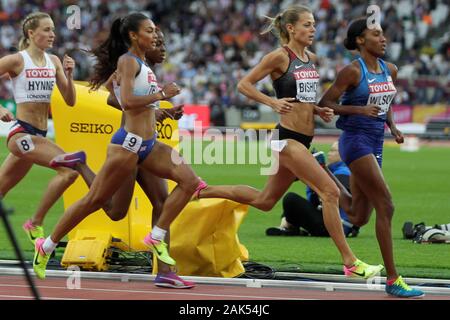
top-left (172, 199), bottom-right (248, 277)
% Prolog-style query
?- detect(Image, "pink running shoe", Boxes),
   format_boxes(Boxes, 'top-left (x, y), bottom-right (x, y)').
top-left (23, 219), bottom-right (44, 245)
top-left (344, 259), bottom-right (384, 279)
top-left (155, 272), bottom-right (195, 289)
top-left (143, 234), bottom-right (176, 266)
top-left (50, 151), bottom-right (86, 169)
top-left (191, 178), bottom-right (208, 201)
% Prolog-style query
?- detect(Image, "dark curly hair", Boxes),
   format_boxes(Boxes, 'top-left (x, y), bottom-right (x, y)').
top-left (343, 18), bottom-right (368, 51)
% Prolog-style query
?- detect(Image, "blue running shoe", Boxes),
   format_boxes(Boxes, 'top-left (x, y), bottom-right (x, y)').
top-left (386, 276), bottom-right (424, 298)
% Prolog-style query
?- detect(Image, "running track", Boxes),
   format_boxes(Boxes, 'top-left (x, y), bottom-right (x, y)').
top-left (1, 275), bottom-right (449, 300)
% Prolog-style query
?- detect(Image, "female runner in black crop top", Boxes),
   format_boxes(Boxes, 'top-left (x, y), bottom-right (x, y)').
top-left (195, 5), bottom-right (383, 278)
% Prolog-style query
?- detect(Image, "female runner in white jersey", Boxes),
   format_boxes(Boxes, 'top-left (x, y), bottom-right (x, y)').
top-left (92, 29), bottom-right (191, 288)
top-left (195, 5), bottom-right (383, 279)
top-left (0, 12), bottom-right (95, 245)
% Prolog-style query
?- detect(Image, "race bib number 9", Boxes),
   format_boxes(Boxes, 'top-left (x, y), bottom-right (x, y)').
top-left (122, 132), bottom-right (143, 154)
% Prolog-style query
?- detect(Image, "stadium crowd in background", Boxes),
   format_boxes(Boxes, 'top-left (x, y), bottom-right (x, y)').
top-left (0, 0), bottom-right (449, 125)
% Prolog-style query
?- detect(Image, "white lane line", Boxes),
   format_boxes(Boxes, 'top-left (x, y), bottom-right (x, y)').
top-left (0, 294), bottom-right (85, 300)
top-left (0, 283), bottom-right (312, 300)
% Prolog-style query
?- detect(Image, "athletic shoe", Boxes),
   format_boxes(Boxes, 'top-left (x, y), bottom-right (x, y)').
top-left (155, 272), bottom-right (195, 289)
top-left (190, 178), bottom-right (208, 201)
top-left (33, 238), bottom-right (51, 280)
top-left (50, 151), bottom-right (86, 169)
top-left (313, 151), bottom-right (326, 167)
top-left (22, 219), bottom-right (44, 245)
top-left (344, 259), bottom-right (384, 279)
top-left (143, 234), bottom-right (175, 266)
top-left (265, 226), bottom-right (308, 236)
top-left (385, 276), bottom-right (424, 298)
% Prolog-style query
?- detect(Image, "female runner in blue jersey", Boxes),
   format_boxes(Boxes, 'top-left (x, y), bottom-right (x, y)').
top-left (33, 13), bottom-right (203, 282)
top-left (319, 17), bottom-right (423, 298)
top-left (196, 5), bottom-right (383, 280)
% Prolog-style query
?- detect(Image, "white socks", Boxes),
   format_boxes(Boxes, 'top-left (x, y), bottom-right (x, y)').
top-left (42, 237), bottom-right (58, 254)
top-left (151, 226), bottom-right (167, 241)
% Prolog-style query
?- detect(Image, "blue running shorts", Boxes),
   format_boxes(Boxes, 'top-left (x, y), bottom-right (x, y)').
top-left (339, 130), bottom-right (384, 168)
top-left (111, 127), bottom-right (156, 163)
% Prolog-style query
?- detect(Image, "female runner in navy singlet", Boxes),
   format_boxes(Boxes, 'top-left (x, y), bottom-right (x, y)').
top-left (319, 17), bottom-right (423, 298)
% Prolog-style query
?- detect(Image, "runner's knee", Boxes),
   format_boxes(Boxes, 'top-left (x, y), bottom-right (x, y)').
top-left (84, 192), bottom-right (110, 212)
top-left (106, 208), bottom-right (127, 221)
top-left (179, 173), bottom-right (201, 194)
top-left (376, 198), bottom-right (394, 220)
top-left (352, 215), bottom-right (371, 227)
top-left (256, 198), bottom-right (277, 212)
top-left (318, 184), bottom-right (340, 204)
top-left (58, 168), bottom-right (79, 185)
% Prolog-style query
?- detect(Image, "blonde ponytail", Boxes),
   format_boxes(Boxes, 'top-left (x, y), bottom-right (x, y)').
top-left (260, 13), bottom-right (281, 36)
top-left (18, 37), bottom-right (30, 50)
top-left (260, 5), bottom-right (312, 45)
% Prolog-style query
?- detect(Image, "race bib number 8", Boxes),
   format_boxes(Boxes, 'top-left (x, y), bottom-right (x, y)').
top-left (15, 135), bottom-right (35, 154)
top-left (122, 132), bottom-right (143, 154)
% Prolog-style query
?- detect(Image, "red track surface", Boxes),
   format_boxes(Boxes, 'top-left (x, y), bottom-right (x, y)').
top-left (1, 275), bottom-right (449, 300)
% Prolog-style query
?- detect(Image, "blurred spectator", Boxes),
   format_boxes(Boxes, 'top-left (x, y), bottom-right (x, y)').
top-left (0, 0), bottom-right (448, 109)
top-left (394, 87), bottom-right (411, 105)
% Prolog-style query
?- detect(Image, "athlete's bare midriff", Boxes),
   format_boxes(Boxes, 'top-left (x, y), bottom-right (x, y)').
top-left (15, 102), bottom-right (50, 130)
top-left (123, 106), bottom-right (156, 140)
top-left (279, 102), bottom-right (315, 136)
